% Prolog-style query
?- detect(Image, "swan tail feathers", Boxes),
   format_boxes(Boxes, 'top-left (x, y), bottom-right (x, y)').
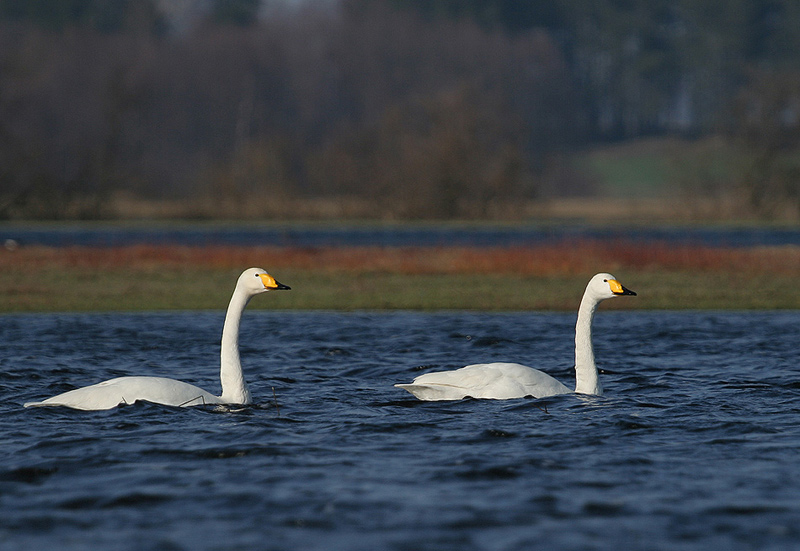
top-left (22, 399), bottom-right (119, 411)
top-left (394, 383), bottom-right (467, 401)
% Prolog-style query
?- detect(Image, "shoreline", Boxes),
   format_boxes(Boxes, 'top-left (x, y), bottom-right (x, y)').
top-left (2, 243), bottom-right (799, 312)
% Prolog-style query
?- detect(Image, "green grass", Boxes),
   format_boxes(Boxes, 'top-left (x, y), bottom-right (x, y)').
top-left (5, 268), bottom-right (800, 312)
top-left (578, 137), bottom-right (743, 199)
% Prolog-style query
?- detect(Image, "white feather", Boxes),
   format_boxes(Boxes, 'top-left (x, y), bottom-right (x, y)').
top-left (24, 268), bottom-right (289, 411)
top-left (395, 273), bottom-right (635, 401)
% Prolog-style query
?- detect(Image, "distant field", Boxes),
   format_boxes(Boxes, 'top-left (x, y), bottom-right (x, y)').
top-left (580, 137), bottom-right (734, 194)
top-left (2, 242), bottom-right (799, 312)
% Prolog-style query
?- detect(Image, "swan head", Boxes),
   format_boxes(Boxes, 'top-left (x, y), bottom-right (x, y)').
top-left (587, 273), bottom-right (636, 301)
top-left (239, 267), bottom-right (291, 295)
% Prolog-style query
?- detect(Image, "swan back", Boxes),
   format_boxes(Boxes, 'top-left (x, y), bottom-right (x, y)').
top-left (24, 377), bottom-right (222, 410)
top-left (395, 363), bottom-right (572, 401)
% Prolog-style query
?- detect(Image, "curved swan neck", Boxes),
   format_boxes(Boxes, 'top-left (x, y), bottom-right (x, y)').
top-left (574, 292), bottom-right (602, 395)
top-left (219, 285), bottom-right (252, 404)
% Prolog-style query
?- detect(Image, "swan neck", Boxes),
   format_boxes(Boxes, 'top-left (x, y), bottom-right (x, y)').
top-left (219, 285), bottom-right (252, 404)
top-left (574, 293), bottom-right (602, 395)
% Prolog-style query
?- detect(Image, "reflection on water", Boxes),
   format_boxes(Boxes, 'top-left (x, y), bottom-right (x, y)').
top-left (2, 311), bottom-right (800, 550)
top-left (3, 223), bottom-right (800, 248)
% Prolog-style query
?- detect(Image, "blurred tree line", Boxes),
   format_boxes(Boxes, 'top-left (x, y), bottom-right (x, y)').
top-left (1, 0), bottom-right (799, 219)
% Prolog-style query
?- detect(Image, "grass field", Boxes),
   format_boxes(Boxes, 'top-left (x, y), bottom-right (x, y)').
top-left (2, 242), bottom-right (799, 312)
top-left (580, 137), bottom-right (741, 199)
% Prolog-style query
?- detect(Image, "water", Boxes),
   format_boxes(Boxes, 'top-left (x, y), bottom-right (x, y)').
top-left (2, 310), bottom-right (800, 550)
top-left (4, 223), bottom-right (800, 248)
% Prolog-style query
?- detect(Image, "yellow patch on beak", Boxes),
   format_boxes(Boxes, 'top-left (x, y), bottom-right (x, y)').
top-left (608, 279), bottom-right (625, 294)
top-left (259, 273), bottom-right (279, 289)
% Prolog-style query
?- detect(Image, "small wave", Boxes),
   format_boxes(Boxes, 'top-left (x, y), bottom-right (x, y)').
top-left (59, 493), bottom-right (173, 510)
top-left (703, 503), bottom-right (790, 516)
top-left (454, 464), bottom-right (521, 480)
top-left (0, 465), bottom-right (58, 484)
top-left (144, 445), bottom-right (287, 460)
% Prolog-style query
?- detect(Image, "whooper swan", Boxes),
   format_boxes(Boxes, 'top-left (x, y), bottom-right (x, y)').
top-left (395, 273), bottom-right (636, 401)
top-left (24, 268), bottom-right (290, 411)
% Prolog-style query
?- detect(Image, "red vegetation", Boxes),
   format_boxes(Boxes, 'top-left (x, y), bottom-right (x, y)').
top-left (4, 240), bottom-right (799, 276)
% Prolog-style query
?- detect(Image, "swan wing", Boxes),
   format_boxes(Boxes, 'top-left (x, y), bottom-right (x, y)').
top-left (395, 362), bottom-right (571, 401)
top-left (24, 376), bottom-right (222, 411)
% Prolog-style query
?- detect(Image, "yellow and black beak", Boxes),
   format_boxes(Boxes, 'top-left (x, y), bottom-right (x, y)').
top-left (608, 279), bottom-right (636, 296)
top-left (259, 273), bottom-right (291, 291)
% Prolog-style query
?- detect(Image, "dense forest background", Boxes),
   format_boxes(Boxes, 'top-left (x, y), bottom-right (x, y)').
top-left (1, 0), bottom-right (800, 220)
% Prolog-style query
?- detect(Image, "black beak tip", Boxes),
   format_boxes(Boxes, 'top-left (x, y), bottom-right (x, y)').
top-left (615, 286), bottom-right (636, 296)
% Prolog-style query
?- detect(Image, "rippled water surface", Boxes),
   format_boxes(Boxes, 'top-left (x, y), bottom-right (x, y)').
top-left (2, 310), bottom-right (800, 550)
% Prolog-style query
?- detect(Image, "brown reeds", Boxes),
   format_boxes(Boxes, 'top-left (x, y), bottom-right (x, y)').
top-left (3, 240), bottom-right (799, 276)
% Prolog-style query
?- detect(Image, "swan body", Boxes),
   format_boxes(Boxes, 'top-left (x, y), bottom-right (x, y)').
top-left (28, 377), bottom-right (224, 410)
top-left (395, 273), bottom-right (635, 401)
top-left (24, 268), bottom-right (290, 411)
top-left (395, 362), bottom-right (571, 401)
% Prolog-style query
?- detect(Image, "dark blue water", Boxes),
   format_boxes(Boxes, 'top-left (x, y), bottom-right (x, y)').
top-left (3, 223), bottom-right (800, 248)
top-left (2, 310), bottom-right (800, 550)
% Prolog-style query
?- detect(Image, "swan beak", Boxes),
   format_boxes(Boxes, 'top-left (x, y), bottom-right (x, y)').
top-left (259, 273), bottom-right (291, 291)
top-left (609, 279), bottom-right (636, 296)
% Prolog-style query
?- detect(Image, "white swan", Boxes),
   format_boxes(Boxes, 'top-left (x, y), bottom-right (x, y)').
top-left (395, 273), bottom-right (636, 401)
top-left (24, 268), bottom-right (290, 411)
